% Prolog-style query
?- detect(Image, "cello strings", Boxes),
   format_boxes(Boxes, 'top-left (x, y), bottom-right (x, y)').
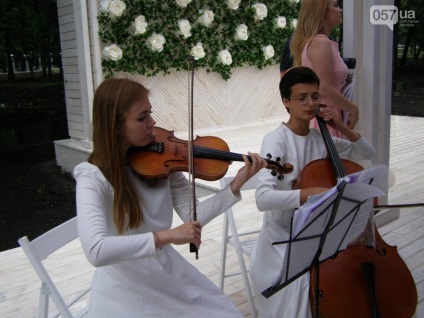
top-left (317, 115), bottom-right (346, 178)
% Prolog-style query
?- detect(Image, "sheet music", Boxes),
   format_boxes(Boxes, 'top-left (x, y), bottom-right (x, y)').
top-left (292, 165), bottom-right (387, 238)
top-left (351, 164), bottom-right (389, 193)
top-left (318, 183), bottom-right (382, 261)
top-left (292, 187), bottom-right (338, 236)
top-left (271, 170), bottom-right (386, 290)
top-left (277, 190), bottom-right (339, 285)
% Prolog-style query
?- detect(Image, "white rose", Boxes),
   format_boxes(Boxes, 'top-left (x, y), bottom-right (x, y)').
top-left (276, 16), bottom-right (287, 29)
top-left (132, 15), bottom-right (147, 35)
top-left (252, 3), bottom-right (267, 21)
top-left (263, 45), bottom-right (274, 60)
top-left (190, 42), bottom-right (206, 60)
top-left (198, 9), bottom-right (214, 27)
top-left (291, 19), bottom-right (298, 29)
top-left (235, 24), bottom-right (248, 41)
top-left (218, 50), bottom-right (232, 65)
top-left (102, 44), bottom-right (123, 61)
top-left (227, 0), bottom-right (241, 10)
top-left (100, 0), bottom-right (126, 18)
top-left (178, 20), bottom-right (192, 39)
top-left (176, 0), bottom-right (192, 8)
top-left (146, 33), bottom-right (166, 52)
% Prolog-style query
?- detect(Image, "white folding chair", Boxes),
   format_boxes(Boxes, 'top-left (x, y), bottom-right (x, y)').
top-left (18, 217), bottom-right (90, 318)
top-left (218, 175), bottom-right (260, 318)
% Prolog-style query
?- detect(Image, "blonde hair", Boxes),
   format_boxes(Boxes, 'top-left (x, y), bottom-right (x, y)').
top-left (290, 0), bottom-right (330, 67)
top-left (88, 78), bottom-right (149, 234)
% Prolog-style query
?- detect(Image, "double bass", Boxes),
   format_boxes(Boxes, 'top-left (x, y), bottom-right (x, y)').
top-left (295, 114), bottom-right (417, 318)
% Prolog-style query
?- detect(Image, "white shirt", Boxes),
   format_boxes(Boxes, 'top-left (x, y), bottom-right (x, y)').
top-left (75, 162), bottom-right (243, 318)
top-left (250, 124), bottom-right (376, 318)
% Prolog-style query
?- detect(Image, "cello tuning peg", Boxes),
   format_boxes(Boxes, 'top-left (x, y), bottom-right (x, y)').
top-left (266, 153), bottom-right (272, 159)
top-left (271, 170), bottom-right (277, 177)
top-left (278, 174), bottom-right (284, 180)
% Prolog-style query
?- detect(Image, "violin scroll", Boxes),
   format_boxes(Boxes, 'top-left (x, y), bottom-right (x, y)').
top-left (265, 153), bottom-right (293, 180)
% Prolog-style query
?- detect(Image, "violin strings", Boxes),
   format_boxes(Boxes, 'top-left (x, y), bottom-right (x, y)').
top-left (194, 146), bottom-right (244, 161)
top-left (149, 141), bottom-right (245, 162)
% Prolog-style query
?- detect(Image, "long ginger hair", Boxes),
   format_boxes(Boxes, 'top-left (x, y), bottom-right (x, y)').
top-left (88, 78), bottom-right (149, 234)
top-left (290, 0), bottom-right (330, 67)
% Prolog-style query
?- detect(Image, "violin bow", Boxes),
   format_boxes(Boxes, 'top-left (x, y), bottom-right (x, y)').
top-left (187, 56), bottom-right (199, 259)
top-left (373, 203), bottom-right (424, 210)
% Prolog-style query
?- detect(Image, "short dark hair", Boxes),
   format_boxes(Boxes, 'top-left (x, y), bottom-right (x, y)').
top-left (279, 66), bottom-right (320, 99)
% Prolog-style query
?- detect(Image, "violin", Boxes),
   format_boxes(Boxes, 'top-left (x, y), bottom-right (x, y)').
top-left (128, 127), bottom-right (294, 181)
top-left (298, 114), bottom-right (417, 317)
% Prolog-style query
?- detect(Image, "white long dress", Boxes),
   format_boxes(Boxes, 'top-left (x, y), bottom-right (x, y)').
top-left (74, 162), bottom-right (243, 318)
top-left (250, 124), bottom-right (376, 318)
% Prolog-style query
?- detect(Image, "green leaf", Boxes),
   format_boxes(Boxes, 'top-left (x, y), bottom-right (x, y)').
top-left (99, 0), bottom-right (299, 80)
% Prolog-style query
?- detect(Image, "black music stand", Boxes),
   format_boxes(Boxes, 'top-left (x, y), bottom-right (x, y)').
top-left (261, 171), bottom-right (385, 318)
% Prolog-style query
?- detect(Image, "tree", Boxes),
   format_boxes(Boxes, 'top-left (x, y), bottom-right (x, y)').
top-left (397, 0), bottom-right (424, 66)
top-left (0, 0), bottom-right (61, 81)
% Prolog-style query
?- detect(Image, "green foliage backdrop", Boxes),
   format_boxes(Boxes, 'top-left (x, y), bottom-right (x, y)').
top-left (98, 0), bottom-right (300, 80)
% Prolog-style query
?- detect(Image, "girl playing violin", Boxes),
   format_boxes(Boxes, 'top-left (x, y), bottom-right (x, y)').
top-left (74, 78), bottom-right (267, 317)
top-left (250, 66), bottom-right (376, 318)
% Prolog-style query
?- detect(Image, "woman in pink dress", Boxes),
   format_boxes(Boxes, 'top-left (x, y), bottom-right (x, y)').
top-left (290, 0), bottom-right (359, 137)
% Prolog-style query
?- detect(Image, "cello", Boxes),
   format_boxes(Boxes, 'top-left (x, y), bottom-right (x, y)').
top-left (296, 113), bottom-right (417, 318)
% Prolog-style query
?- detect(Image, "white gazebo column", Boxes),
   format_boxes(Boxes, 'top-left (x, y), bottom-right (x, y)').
top-left (72, 0), bottom-right (94, 145)
top-left (343, 0), bottom-right (399, 224)
top-left (87, 0), bottom-right (104, 90)
top-left (54, 0), bottom-right (96, 172)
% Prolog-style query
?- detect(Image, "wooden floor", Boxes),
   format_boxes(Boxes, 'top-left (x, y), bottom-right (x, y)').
top-left (0, 115), bottom-right (423, 317)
